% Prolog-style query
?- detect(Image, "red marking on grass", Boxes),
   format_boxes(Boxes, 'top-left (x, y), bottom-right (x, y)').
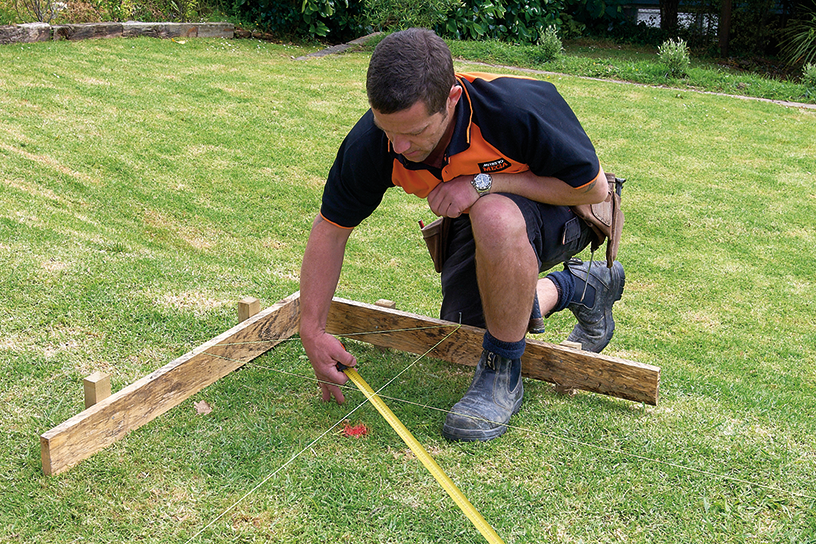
top-left (342, 422), bottom-right (369, 438)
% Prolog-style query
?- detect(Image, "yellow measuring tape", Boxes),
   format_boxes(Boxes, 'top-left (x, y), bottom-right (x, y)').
top-left (342, 367), bottom-right (505, 544)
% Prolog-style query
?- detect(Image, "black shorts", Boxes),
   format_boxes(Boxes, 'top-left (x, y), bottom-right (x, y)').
top-left (439, 193), bottom-right (594, 327)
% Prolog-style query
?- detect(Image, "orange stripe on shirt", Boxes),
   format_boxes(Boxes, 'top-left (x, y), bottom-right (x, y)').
top-left (391, 123), bottom-right (531, 198)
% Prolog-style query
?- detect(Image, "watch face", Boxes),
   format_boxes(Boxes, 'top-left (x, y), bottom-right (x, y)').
top-left (473, 173), bottom-right (492, 192)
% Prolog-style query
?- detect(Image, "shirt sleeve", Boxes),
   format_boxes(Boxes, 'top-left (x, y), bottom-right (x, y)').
top-left (320, 110), bottom-right (396, 228)
top-left (469, 77), bottom-right (600, 189)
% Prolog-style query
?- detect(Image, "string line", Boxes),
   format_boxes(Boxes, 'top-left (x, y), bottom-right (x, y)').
top-left (185, 325), bottom-right (814, 541)
top-left (184, 323), bottom-right (460, 542)
top-left (208, 323), bottom-right (461, 349)
top-left (243, 363), bottom-right (816, 503)
top-left (182, 380), bottom-right (374, 543)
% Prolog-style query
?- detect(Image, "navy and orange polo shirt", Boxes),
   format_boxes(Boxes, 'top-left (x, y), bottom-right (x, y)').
top-left (320, 72), bottom-right (601, 229)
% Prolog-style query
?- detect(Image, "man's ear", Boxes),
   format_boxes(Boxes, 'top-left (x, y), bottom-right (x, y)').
top-left (448, 85), bottom-right (463, 108)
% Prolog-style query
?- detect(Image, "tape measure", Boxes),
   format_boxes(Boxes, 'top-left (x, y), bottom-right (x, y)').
top-left (341, 365), bottom-right (505, 544)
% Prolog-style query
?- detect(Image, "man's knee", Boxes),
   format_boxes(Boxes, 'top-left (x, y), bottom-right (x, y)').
top-left (470, 195), bottom-right (527, 248)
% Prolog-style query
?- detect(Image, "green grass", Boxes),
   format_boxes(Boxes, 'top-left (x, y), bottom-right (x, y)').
top-left (1, 37), bottom-right (815, 543)
top-left (447, 38), bottom-right (816, 105)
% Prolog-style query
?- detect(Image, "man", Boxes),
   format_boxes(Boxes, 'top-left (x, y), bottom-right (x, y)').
top-left (299, 28), bottom-right (625, 442)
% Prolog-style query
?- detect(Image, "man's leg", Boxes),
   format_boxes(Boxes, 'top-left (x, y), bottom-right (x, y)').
top-left (439, 195), bottom-right (621, 441)
top-left (471, 195), bottom-right (538, 342)
top-left (542, 259), bottom-right (626, 353)
top-left (441, 195), bottom-right (535, 442)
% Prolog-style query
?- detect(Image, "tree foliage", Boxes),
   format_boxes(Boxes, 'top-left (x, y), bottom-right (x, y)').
top-left (228, 0), bottom-right (366, 41)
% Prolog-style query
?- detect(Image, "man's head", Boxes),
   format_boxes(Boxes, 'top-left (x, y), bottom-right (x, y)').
top-left (366, 28), bottom-right (455, 116)
top-left (366, 29), bottom-right (461, 164)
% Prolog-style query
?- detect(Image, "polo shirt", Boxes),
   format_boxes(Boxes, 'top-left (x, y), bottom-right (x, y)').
top-left (320, 72), bottom-right (600, 229)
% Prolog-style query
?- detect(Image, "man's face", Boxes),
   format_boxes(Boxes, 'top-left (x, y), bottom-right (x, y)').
top-left (371, 86), bottom-right (461, 164)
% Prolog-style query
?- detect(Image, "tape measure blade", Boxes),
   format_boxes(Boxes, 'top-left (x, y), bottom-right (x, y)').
top-left (343, 368), bottom-right (505, 544)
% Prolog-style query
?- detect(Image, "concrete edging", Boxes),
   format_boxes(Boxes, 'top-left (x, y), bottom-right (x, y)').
top-left (0, 21), bottom-right (234, 45)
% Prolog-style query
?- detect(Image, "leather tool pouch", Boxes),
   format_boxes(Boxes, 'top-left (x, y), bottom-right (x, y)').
top-left (421, 216), bottom-right (452, 273)
top-left (570, 172), bottom-right (625, 267)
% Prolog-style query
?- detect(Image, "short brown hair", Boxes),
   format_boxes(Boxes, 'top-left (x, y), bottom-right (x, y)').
top-left (366, 28), bottom-right (455, 115)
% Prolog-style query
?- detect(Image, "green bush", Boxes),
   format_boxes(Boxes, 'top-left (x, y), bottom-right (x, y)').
top-left (228, 0), bottom-right (365, 41)
top-left (658, 37), bottom-right (690, 78)
top-left (442, 0), bottom-right (507, 41)
top-left (535, 25), bottom-right (562, 62)
top-left (364, 0), bottom-right (459, 31)
top-left (1, 0), bottom-right (20, 23)
top-left (440, 0), bottom-right (568, 44)
top-left (804, 62), bottom-right (816, 94)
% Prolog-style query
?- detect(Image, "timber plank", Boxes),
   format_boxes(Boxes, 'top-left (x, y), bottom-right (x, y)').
top-left (40, 292), bottom-right (301, 475)
top-left (326, 297), bottom-right (659, 405)
top-left (41, 291), bottom-right (658, 475)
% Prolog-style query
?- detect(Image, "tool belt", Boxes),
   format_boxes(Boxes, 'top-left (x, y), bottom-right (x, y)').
top-left (421, 216), bottom-right (452, 273)
top-left (421, 171), bottom-right (625, 272)
top-left (570, 172), bottom-right (625, 267)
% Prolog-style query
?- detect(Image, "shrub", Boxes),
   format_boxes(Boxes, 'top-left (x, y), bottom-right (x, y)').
top-left (658, 37), bottom-right (690, 78)
top-left (442, 0), bottom-right (507, 41)
top-left (440, 0), bottom-right (563, 44)
top-left (227, 0), bottom-right (365, 42)
top-left (804, 63), bottom-right (816, 95)
top-left (15, 0), bottom-right (60, 22)
top-left (60, 0), bottom-right (104, 22)
top-left (1, 0), bottom-right (20, 23)
top-left (536, 25), bottom-right (562, 63)
top-left (364, 0), bottom-right (459, 32)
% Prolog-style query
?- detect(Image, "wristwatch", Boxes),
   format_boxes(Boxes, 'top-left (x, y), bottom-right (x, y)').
top-left (471, 173), bottom-right (492, 196)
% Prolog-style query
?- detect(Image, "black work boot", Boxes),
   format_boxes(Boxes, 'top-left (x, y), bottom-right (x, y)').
top-left (565, 259), bottom-right (625, 353)
top-left (528, 293), bottom-right (546, 334)
top-left (442, 350), bottom-right (523, 442)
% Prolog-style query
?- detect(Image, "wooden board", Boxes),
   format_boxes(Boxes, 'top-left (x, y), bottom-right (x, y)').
top-left (40, 292), bottom-right (301, 475)
top-left (41, 291), bottom-right (659, 475)
top-left (326, 297), bottom-right (659, 406)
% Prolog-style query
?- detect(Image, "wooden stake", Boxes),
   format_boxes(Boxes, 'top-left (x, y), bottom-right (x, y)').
top-left (83, 371), bottom-right (111, 409)
top-left (238, 296), bottom-right (261, 322)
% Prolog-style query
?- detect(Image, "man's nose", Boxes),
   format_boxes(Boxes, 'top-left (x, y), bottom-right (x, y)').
top-left (391, 136), bottom-right (411, 154)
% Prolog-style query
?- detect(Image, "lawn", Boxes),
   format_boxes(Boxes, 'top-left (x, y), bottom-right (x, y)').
top-left (447, 38), bottom-right (816, 105)
top-left (0, 36), bottom-right (814, 543)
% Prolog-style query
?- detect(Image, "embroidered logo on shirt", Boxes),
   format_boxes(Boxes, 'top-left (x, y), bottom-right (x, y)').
top-left (479, 158), bottom-right (511, 173)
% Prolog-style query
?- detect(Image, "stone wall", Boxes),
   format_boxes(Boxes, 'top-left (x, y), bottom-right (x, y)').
top-left (0, 22), bottom-right (234, 45)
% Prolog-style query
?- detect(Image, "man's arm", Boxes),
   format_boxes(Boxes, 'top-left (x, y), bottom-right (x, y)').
top-left (491, 167), bottom-right (608, 206)
top-left (299, 215), bottom-right (357, 404)
top-left (426, 167), bottom-right (608, 218)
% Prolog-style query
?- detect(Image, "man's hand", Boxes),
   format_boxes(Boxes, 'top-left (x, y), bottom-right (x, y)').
top-left (426, 175), bottom-right (479, 217)
top-left (299, 215), bottom-right (355, 404)
top-left (301, 332), bottom-right (357, 404)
